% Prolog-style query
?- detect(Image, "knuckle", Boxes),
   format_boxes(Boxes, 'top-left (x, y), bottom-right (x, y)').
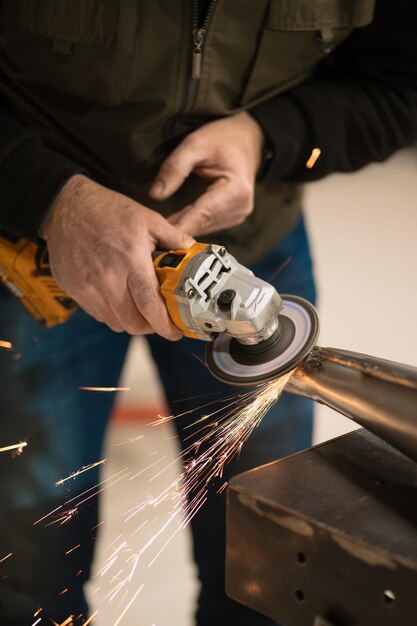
top-left (108, 323), bottom-right (124, 333)
top-left (235, 186), bottom-right (254, 217)
top-left (241, 200), bottom-right (254, 216)
top-left (123, 318), bottom-right (148, 335)
top-left (236, 183), bottom-right (253, 205)
top-left (234, 213), bottom-right (247, 226)
top-left (199, 205), bottom-right (214, 228)
top-left (124, 324), bottom-right (144, 335)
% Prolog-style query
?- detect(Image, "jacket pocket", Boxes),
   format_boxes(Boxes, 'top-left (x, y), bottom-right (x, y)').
top-left (241, 0), bottom-right (376, 106)
top-left (1, 0), bottom-right (138, 106)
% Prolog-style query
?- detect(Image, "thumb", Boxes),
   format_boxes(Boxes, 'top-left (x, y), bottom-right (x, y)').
top-left (149, 139), bottom-right (201, 201)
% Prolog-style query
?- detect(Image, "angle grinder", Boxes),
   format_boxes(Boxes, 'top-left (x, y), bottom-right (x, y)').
top-left (0, 234), bottom-right (319, 384)
top-left (154, 242), bottom-right (319, 385)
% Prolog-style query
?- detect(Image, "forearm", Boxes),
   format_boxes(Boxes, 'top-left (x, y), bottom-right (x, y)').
top-left (0, 105), bottom-right (85, 240)
top-left (250, 0), bottom-right (417, 183)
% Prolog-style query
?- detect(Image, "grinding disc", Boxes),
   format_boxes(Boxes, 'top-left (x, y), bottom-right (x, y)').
top-left (206, 295), bottom-right (319, 386)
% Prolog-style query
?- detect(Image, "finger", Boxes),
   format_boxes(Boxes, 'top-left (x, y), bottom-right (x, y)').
top-left (171, 179), bottom-right (254, 236)
top-left (77, 295), bottom-right (125, 333)
top-left (166, 210), bottom-right (195, 227)
top-left (128, 255), bottom-right (183, 341)
top-left (106, 289), bottom-right (153, 335)
top-left (102, 307), bottom-right (125, 333)
top-left (150, 212), bottom-right (196, 250)
top-left (168, 185), bottom-right (231, 236)
top-left (149, 136), bottom-right (202, 201)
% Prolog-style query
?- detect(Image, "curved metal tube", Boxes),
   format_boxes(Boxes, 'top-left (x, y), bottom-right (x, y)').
top-left (286, 347), bottom-right (417, 463)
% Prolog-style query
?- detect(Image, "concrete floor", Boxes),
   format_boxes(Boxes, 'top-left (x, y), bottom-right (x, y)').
top-left (88, 147), bottom-right (417, 625)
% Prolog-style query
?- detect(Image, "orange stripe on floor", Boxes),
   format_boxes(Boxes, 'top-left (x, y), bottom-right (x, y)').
top-left (112, 405), bottom-right (168, 423)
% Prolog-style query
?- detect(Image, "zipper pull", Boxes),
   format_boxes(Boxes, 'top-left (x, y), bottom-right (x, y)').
top-left (192, 28), bottom-right (206, 79)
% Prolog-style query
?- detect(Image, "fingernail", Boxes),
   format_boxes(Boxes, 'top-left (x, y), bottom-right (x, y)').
top-left (151, 179), bottom-right (165, 197)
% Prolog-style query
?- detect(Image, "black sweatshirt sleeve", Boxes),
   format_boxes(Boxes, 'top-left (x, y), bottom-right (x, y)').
top-left (0, 106), bottom-right (86, 240)
top-left (250, 0), bottom-right (417, 183)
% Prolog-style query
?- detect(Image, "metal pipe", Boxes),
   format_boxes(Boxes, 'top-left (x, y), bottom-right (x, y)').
top-left (286, 347), bottom-right (417, 462)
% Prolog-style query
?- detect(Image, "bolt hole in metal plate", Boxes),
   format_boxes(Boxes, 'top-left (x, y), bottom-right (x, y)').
top-left (294, 589), bottom-right (305, 602)
top-left (206, 295), bottom-right (319, 386)
top-left (297, 551), bottom-right (306, 564)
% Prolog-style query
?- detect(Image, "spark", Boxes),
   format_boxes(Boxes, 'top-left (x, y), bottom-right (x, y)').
top-left (105, 372), bottom-right (293, 592)
top-left (0, 340), bottom-right (13, 349)
top-left (41, 371), bottom-right (293, 616)
top-left (0, 552), bottom-right (12, 564)
top-left (51, 617), bottom-right (73, 626)
top-left (56, 460), bottom-right (106, 486)
top-left (34, 608), bottom-right (43, 617)
top-left (113, 584), bottom-right (144, 626)
top-left (0, 441), bottom-right (27, 454)
top-left (92, 372), bottom-right (292, 600)
top-left (94, 541), bottom-right (128, 578)
top-left (45, 508), bottom-right (78, 527)
top-left (114, 435), bottom-right (144, 447)
top-left (99, 555), bottom-right (119, 578)
top-left (127, 553), bottom-right (139, 581)
top-left (129, 456), bottom-right (167, 480)
top-left (31, 619), bottom-right (42, 626)
top-left (306, 147), bottom-right (321, 169)
top-left (81, 610), bottom-right (99, 625)
top-left (143, 371), bottom-right (292, 535)
top-left (58, 588), bottom-right (69, 596)
top-left (115, 588), bottom-right (130, 612)
top-left (65, 544), bottom-right (81, 555)
top-left (79, 387), bottom-right (130, 392)
top-left (267, 255), bottom-right (292, 284)
top-left (131, 520), bottom-right (148, 536)
top-left (217, 481), bottom-right (228, 494)
top-left (34, 467), bottom-right (131, 525)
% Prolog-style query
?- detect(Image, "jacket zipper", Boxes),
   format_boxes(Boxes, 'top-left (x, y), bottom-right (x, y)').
top-left (185, 0), bottom-right (217, 111)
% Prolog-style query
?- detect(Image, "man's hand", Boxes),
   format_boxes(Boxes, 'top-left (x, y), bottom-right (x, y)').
top-left (149, 112), bottom-right (265, 236)
top-left (43, 175), bottom-right (194, 336)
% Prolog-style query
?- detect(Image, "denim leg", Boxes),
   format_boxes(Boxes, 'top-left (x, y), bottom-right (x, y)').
top-left (0, 295), bottom-right (130, 625)
top-left (147, 216), bottom-right (316, 626)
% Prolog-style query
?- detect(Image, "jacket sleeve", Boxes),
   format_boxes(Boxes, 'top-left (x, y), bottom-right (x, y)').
top-left (0, 103), bottom-right (86, 240)
top-left (250, 0), bottom-right (417, 183)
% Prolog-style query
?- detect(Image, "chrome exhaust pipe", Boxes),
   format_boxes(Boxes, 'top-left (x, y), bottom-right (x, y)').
top-left (286, 347), bottom-right (417, 462)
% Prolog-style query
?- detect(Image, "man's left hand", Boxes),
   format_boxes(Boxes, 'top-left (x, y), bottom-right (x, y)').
top-left (149, 112), bottom-right (265, 236)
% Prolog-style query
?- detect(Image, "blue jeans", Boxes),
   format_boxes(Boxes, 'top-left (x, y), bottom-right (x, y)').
top-left (0, 217), bottom-right (315, 625)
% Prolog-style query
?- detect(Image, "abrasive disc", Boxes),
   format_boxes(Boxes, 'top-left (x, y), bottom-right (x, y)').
top-left (206, 295), bottom-right (319, 386)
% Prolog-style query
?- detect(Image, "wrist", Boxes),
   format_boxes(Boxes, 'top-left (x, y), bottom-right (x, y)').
top-left (238, 111), bottom-right (273, 178)
top-left (41, 174), bottom-right (89, 241)
top-left (245, 111), bottom-right (275, 180)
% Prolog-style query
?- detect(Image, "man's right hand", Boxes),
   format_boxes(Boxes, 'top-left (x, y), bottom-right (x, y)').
top-left (42, 174), bottom-right (194, 337)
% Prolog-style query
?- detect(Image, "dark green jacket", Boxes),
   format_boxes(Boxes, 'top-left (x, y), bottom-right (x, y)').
top-left (0, 0), bottom-right (416, 264)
